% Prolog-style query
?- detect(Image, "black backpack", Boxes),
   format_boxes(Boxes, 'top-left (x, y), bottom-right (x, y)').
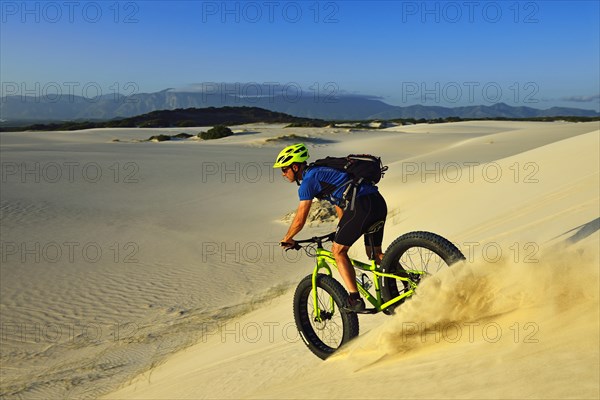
top-left (308, 154), bottom-right (388, 210)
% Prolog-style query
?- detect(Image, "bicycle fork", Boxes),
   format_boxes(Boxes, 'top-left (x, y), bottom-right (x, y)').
top-left (311, 255), bottom-right (334, 322)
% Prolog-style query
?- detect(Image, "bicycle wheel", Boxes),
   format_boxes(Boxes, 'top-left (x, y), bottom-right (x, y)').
top-left (380, 231), bottom-right (465, 312)
top-left (293, 274), bottom-right (359, 359)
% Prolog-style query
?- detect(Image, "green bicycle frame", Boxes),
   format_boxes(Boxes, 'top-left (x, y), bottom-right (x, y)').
top-left (311, 246), bottom-right (424, 319)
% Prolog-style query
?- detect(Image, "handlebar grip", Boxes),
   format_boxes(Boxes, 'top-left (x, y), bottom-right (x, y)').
top-left (280, 242), bottom-right (302, 251)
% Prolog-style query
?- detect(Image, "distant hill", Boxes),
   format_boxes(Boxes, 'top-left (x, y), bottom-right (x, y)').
top-left (103, 106), bottom-right (325, 127)
top-left (0, 106), bottom-right (327, 131)
top-left (1, 87), bottom-right (598, 123)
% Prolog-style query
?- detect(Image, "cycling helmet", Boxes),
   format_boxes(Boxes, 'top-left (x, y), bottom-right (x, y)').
top-left (273, 143), bottom-right (309, 168)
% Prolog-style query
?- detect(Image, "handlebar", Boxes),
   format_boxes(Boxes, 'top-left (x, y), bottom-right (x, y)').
top-left (280, 232), bottom-right (336, 251)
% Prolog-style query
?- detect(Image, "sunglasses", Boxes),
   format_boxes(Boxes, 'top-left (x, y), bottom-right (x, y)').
top-left (281, 166), bottom-right (291, 173)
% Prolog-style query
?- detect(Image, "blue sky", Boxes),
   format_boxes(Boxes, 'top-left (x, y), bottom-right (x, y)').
top-left (1, 0), bottom-right (599, 110)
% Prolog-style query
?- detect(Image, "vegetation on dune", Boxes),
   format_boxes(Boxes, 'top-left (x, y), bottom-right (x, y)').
top-left (199, 125), bottom-right (233, 140)
top-left (144, 127), bottom-right (233, 142)
top-left (173, 132), bottom-right (194, 139)
top-left (285, 120), bottom-right (331, 128)
top-left (147, 134), bottom-right (172, 142)
top-left (265, 134), bottom-right (306, 142)
top-left (1, 106), bottom-right (598, 133)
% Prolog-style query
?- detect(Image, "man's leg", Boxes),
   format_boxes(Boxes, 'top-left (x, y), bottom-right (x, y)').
top-left (332, 242), bottom-right (358, 292)
top-left (332, 241), bottom-right (365, 312)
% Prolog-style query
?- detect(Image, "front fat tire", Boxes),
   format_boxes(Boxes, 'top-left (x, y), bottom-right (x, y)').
top-left (380, 231), bottom-right (465, 312)
top-left (293, 274), bottom-right (359, 360)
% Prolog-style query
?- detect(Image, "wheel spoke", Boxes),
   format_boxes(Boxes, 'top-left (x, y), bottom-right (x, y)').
top-left (401, 247), bottom-right (445, 274)
top-left (377, 233), bottom-right (465, 319)
top-left (309, 287), bottom-right (344, 348)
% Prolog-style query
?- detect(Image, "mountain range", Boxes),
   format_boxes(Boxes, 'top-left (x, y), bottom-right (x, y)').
top-left (1, 88), bottom-right (598, 123)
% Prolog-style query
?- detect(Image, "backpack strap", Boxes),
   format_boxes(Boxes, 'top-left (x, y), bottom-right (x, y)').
top-left (316, 178), bottom-right (354, 205)
top-left (343, 178), bottom-right (364, 211)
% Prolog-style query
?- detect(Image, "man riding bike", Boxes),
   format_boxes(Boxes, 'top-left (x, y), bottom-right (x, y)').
top-left (275, 143), bottom-right (388, 312)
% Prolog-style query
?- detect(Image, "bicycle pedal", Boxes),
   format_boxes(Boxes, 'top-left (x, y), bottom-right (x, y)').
top-left (351, 308), bottom-right (378, 315)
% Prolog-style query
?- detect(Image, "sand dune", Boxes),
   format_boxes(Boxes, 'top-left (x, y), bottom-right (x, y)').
top-left (1, 121), bottom-right (598, 399)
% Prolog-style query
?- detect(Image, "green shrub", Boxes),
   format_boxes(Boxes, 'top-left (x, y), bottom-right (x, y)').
top-left (148, 134), bottom-right (171, 142)
top-left (200, 125), bottom-right (233, 140)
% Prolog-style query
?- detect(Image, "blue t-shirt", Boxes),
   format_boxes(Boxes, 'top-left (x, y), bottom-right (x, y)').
top-left (298, 166), bottom-right (378, 207)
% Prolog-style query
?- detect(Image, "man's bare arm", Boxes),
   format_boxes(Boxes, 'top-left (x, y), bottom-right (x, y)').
top-left (335, 205), bottom-right (343, 220)
top-left (283, 200), bottom-right (312, 243)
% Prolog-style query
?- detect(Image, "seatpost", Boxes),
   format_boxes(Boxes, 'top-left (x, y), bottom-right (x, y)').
top-left (367, 234), bottom-right (375, 260)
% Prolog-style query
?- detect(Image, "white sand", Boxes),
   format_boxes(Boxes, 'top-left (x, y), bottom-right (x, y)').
top-left (1, 121), bottom-right (598, 399)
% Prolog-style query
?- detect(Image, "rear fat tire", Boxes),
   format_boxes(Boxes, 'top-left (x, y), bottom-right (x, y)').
top-left (380, 231), bottom-right (465, 312)
top-left (293, 274), bottom-right (359, 359)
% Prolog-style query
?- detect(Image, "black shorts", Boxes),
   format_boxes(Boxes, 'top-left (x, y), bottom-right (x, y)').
top-left (334, 191), bottom-right (387, 247)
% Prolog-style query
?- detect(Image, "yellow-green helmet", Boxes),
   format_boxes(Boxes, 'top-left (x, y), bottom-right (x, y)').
top-left (273, 143), bottom-right (309, 168)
